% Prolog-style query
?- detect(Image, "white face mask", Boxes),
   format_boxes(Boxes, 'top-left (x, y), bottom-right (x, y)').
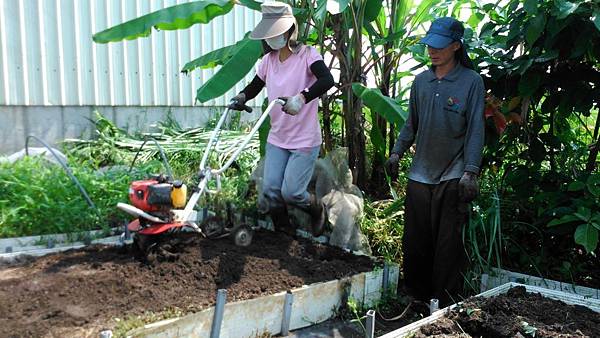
top-left (265, 34), bottom-right (287, 50)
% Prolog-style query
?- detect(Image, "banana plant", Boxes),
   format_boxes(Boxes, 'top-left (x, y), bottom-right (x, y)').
top-left (93, 0), bottom-right (429, 190)
top-left (93, 0), bottom-right (265, 103)
top-left (351, 0), bottom-right (436, 187)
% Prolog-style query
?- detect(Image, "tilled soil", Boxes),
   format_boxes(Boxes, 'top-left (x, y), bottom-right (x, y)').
top-left (0, 231), bottom-right (374, 338)
top-left (414, 286), bottom-right (600, 337)
top-left (374, 297), bottom-right (431, 335)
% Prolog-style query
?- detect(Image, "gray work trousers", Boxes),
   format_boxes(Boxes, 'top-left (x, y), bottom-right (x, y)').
top-left (262, 142), bottom-right (319, 210)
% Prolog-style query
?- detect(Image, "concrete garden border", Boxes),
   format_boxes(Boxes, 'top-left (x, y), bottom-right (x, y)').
top-left (481, 267), bottom-right (600, 299)
top-left (0, 227), bottom-right (120, 254)
top-left (378, 282), bottom-right (600, 338)
top-left (128, 265), bottom-right (399, 338)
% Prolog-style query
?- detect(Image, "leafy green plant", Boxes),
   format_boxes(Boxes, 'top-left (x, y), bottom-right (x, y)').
top-left (112, 307), bottom-right (185, 338)
top-left (345, 297), bottom-right (368, 333)
top-left (447, 0), bottom-right (600, 286)
top-left (0, 157), bottom-right (158, 237)
top-left (92, 0), bottom-right (235, 43)
top-left (463, 185), bottom-right (503, 293)
top-left (547, 173), bottom-right (600, 253)
top-left (361, 198), bottom-right (405, 263)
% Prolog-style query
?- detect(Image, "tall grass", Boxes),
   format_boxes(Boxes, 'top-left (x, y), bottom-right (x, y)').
top-left (0, 156), bottom-right (160, 238)
top-left (462, 182), bottom-right (504, 293)
top-left (361, 198), bottom-right (405, 264)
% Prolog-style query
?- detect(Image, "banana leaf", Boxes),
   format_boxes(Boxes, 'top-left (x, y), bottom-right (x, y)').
top-left (195, 37), bottom-right (263, 103)
top-left (352, 83), bottom-right (407, 127)
top-left (93, 0), bottom-right (234, 43)
top-left (182, 33), bottom-right (252, 74)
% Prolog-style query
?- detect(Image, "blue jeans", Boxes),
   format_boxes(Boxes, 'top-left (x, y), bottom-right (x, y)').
top-left (263, 143), bottom-right (320, 210)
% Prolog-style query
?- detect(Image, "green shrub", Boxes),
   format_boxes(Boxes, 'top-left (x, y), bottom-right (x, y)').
top-left (0, 156), bottom-right (159, 238)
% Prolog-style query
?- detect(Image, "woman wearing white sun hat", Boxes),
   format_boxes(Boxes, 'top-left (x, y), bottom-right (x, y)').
top-left (229, 2), bottom-right (334, 237)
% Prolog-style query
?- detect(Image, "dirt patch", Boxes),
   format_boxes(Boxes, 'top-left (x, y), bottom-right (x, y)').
top-left (413, 286), bottom-right (600, 337)
top-left (289, 294), bottom-right (429, 338)
top-left (372, 294), bottom-right (431, 335)
top-left (0, 230), bottom-right (374, 338)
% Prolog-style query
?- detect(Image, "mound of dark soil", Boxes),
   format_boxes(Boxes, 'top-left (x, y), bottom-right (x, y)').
top-left (414, 286), bottom-right (600, 337)
top-left (0, 230), bottom-right (374, 337)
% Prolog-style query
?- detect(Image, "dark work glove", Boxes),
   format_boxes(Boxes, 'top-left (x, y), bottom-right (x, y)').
top-left (228, 93), bottom-right (250, 112)
top-left (459, 172), bottom-right (479, 202)
top-left (384, 153), bottom-right (401, 178)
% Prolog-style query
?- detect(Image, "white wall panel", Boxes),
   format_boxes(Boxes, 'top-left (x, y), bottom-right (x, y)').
top-left (0, 2), bottom-right (7, 104)
top-left (22, 0), bottom-right (42, 104)
top-left (138, 0), bottom-right (153, 106)
top-left (92, 0), bottom-right (110, 105)
top-left (0, 0), bottom-right (264, 106)
top-left (123, 1), bottom-right (140, 105)
top-left (108, 0), bottom-right (126, 105)
top-left (60, 0), bottom-right (80, 105)
top-left (3, 1), bottom-right (25, 104)
top-left (76, 0), bottom-right (95, 105)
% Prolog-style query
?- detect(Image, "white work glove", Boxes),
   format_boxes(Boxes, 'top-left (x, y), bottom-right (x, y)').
top-left (279, 93), bottom-right (305, 116)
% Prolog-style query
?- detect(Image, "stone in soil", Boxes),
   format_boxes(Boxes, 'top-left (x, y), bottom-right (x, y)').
top-left (0, 230), bottom-right (374, 338)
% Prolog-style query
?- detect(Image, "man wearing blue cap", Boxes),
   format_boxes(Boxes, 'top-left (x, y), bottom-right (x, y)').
top-left (385, 17), bottom-right (485, 306)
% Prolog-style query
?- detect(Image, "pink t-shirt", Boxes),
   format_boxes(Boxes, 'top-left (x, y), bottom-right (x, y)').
top-left (257, 45), bottom-right (323, 149)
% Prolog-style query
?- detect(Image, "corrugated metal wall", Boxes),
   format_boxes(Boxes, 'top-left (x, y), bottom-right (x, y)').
top-left (0, 0), bottom-right (263, 107)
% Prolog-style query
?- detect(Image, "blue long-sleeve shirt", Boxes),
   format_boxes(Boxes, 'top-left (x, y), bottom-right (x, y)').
top-left (392, 63), bottom-right (485, 184)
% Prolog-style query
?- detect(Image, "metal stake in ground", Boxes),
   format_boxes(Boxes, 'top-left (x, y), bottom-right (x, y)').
top-left (382, 263), bottom-right (390, 291)
top-left (365, 309), bottom-right (376, 338)
top-left (281, 291), bottom-right (294, 335)
top-left (430, 298), bottom-right (439, 314)
top-left (210, 289), bottom-right (227, 338)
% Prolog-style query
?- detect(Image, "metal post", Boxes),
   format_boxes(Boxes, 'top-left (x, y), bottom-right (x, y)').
top-left (280, 291), bottom-right (294, 336)
top-left (365, 309), bottom-right (376, 338)
top-left (382, 263), bottom-right (390, 292)
top-left (430, 298), bottom-right (439, 315)
top-left (210, 289), bottom-right (227, 338)
top-left (123, 220), bottom-right (131, 240)
top-left (202, 207), bottom-right (208, 222)
top-left (480, 274), bottom-right (489, 293)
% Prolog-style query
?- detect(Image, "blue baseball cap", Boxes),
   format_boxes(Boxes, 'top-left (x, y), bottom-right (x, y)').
top-left (420, 17), bottom-right (464, 49)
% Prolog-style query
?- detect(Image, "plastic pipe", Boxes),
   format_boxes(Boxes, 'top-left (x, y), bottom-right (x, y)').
top-left (26, 135), bottom-right (97, 210)
top-left (210, 289), bottom-right (227, 338)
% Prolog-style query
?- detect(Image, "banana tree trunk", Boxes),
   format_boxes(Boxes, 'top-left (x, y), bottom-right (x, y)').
top-left (322, 95), bottom-right (333, 152)
top-left (350, 15), bottom-right (367, 190)
top-left (586, 110), bottom-right (600, 172)
top-left (334, 15), bottom-right (366, 189)
top-left (370, 39), bottom-right (395, 191)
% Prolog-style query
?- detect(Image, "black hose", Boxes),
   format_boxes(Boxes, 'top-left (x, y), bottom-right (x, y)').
top-left (128, 137), bottom-right (173, 178)
top-left (25, 135), bottom-right (98, 211)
